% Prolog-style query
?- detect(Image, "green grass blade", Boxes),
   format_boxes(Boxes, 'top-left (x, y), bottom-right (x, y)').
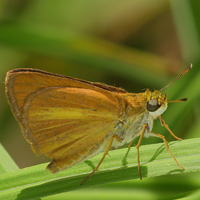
top-left (179, 189), bottom-right (200, 200)
top-left (0, 138), bottom-right (200, 200)
top-left (0, 143), bottom-right (19, 173)
top-left (153, 64), bottom-right (200, 139)
top-left (0, 23), bottom-right (173, 87)
top-left (170, 0), bottom-right (200, 62)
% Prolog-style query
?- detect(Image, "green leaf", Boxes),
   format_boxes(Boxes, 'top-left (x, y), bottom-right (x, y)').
top-left (0, 23), bottom-right (174, 87)
top-left (0, 138), bottom-right (200, 200)
top-left (0, 143), bottom-right (19, 173)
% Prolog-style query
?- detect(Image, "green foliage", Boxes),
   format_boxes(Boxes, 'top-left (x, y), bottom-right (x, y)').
top-left (0, 0), bottom-right (200, 200)
top-left (0, 138), bottom-right (200, 200)
top-left (0, 144), bottom-right (19, 173)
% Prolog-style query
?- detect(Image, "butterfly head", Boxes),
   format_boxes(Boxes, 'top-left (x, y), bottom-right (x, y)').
top-left (145, 89), bottom-right (168, 119)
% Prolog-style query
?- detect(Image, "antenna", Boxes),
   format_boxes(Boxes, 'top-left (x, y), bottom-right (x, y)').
top-left (168, 98), bottom-right (188, 103)
top-left (160, 64), bottom-right (192, 92)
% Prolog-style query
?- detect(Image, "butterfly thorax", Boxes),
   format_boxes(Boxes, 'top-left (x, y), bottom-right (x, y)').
top-left (110, 89), bottom-right (168, 149)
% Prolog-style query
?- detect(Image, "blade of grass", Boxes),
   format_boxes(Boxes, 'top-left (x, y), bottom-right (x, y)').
top-left (42, 173), bottom-right (200, 200)
top-left (170, 0), bottom-right (200, 62)
top-left (0, 138), bottom-right (200, 200)
top-left (0, 23), bottom-right (175, 87)
top-left (0, 143), bottom-right (19, 173)
top-left (43, 189), bottom-right (159, 200)
top-left (179, 189), bottom-right (200, 200)
top-left (166, 66), bottom-right (200, 130)
top-left (153, 64), bottom-right (200, 138)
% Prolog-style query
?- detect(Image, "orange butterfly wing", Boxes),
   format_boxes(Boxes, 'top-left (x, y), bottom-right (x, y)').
top-left (5, 69), bottom-right (127, 172)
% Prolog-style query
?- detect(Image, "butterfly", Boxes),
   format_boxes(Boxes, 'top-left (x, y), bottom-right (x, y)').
top-left (5, 65), bottom-right (192, 184)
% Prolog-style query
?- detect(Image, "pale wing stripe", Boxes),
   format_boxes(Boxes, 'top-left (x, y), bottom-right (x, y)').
top-left (29, 107), bottom-right (115, 121)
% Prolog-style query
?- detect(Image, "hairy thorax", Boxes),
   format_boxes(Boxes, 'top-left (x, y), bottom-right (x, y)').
top-left (111, 111), bottom-right (154, 149)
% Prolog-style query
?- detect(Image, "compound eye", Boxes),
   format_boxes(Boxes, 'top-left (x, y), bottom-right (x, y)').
top-left (147, 99), bottom-right (160, 112)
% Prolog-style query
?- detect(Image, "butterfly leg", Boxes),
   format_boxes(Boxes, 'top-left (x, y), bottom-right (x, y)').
top-left (135, 124), bottom-right (148, 180)
top-left (158, 116), bottom-right (182, 140)
top-left (128, 140), bottom-right (133, 148)
top-left (149, 131), bottom-right (184, 170)
top-left (80, 134), bottom-right (122, 185)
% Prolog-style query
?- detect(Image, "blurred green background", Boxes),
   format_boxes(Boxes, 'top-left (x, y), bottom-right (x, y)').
top-left (0, 0), bottom-right (200, 199)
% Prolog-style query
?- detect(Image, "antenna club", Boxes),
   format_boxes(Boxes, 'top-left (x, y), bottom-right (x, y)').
top-left (160, 64), bottom-right (192, 92)
top-left (181, 98), bottom-right (188, 101)
top-left (168, 98), bottom-right (188, 103)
